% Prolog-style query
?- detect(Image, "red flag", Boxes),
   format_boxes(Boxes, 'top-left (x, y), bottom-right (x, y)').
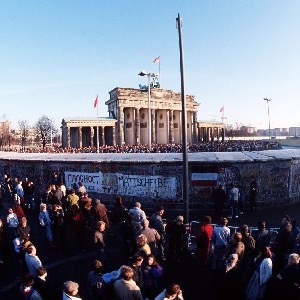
top-left (153, 56), bottom-right (160, 64)
top-left (220, 106), bottom-right (224, 113)
top-left (94, 95), bottom-right (98, 108)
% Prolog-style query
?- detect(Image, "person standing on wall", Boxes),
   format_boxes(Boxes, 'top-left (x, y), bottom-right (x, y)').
top-left (249, 177), bottom-right (258, 212)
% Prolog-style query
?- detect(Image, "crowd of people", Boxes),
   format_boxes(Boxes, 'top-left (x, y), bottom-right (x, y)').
top-left (0, 177), bottom-right (187, 300)
top-left (3, 140), bottom-right (280, 154)
top-left (194, 215), bottom-right (300, 299)
top-left (1, 174), bottom-right (300, 299)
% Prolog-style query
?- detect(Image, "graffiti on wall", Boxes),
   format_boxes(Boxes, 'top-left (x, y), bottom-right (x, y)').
top-left (290, 161), bottom-right (300, 196)
top-left (65, 171), bottom-right (177, 199)
top-left (190, 166), bottom-right (241, 205)
top-left (1, 154), bottom-right (300, 208)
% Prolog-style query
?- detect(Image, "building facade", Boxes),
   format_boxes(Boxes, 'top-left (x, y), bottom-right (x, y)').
top-left (61, 87), bottom-right (224, 148)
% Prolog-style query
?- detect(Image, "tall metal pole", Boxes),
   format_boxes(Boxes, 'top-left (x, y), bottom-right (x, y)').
top-left (147, 74), bottom-right (152, 152)
top-left (263, 98), bottom-right (271, 140)
top-left (50, 127), bottom-right (53, 148)
top-left (177, 13), bottom-right (189, 224)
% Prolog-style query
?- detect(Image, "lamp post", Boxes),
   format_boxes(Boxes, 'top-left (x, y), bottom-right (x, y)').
top-left (46, 117), bottom-right (53, 148)
top-left (50, 127), bottom-right (53, 148)
top-left (138, 71), bottom-right (156, 152)
top-left (263, 98), bottom-right (271, 140)
top-left (176, 13), bottom-right (189, 224)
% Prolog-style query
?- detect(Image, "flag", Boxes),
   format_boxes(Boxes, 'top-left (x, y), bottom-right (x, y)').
top-left (94, 95), bottom-right (98, 108)
top-left (220, 106), bottom-right (224, 113)
top-left (153, 56), bottom-right (160, 64)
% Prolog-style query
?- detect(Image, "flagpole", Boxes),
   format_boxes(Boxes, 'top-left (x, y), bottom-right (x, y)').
top-left (96, 96), bottom-right (99, 153)
top-left (159, 60), bottom-right (161, 86)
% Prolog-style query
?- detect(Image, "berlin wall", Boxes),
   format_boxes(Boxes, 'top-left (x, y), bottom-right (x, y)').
top-left (0, 150), bottom-right (300, 210)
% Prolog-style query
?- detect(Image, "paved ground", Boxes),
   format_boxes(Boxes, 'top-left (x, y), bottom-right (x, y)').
top-left (1, 197), bottom-right (300, 300)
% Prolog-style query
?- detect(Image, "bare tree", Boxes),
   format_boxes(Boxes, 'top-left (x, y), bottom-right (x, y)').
top-left (35, 116), bottom-right (57, 148)
top-left (0, 120), bottom-right (11, 149)
top-left (18, 120), bottom-right (30, 150)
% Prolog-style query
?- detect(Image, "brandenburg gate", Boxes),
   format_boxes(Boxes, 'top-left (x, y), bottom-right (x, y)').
top-left (61, 87), bottom-right (224, 148)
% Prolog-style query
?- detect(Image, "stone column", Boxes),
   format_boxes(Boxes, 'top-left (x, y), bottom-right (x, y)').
top-left (90, 127), bottom-right (94, 147)
top-left (79, 127), bottom-right (82, 148)
top-left (135, 108), bottom-right (140, 145)
top-left (117, 106), bottom-right (124, 146)
top-left (169, 110), bottom-right (174, 144)
top-left (205, 127), bottom-right (210, 142)
top-left (65, 126), bottom-right (69, 148)
top-left (112, 125), bottom-right (116, 146)
top-left (101, 126), bottom-right (105, 146)
top-left (151, 109), bottom-right (156, 144)
top-left (192, 112), bottom-right (197, 143)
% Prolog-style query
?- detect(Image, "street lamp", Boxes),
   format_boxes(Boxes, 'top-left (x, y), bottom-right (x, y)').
top-left (138, 71), bottom-right (156, 152)
top-left (46, 117), bottom-right (53, 148)
top-left (263, 98), bottom-right (271, 140)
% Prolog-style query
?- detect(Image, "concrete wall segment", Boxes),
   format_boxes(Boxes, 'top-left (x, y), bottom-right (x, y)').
top-left (0, 150), bottom-right (300, 210)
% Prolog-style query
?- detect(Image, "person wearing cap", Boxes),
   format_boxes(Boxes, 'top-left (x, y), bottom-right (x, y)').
top-left (166, 215), bottom-right (186, 262)
top-left (63, 280), bottom-right (82, 300)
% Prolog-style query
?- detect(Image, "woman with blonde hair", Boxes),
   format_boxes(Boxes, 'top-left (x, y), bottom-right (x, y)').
top-left (135, 234), bottom-right (151, 261)
top-left (39, 203), bottom-right (54, 247)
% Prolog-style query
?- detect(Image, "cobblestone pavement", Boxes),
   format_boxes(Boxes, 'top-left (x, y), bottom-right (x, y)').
top-left (1, 197), bottom-right (300, 300)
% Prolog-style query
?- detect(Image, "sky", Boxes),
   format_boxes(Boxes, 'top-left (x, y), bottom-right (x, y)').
top-left (1, 1), bottom-right (300, 131)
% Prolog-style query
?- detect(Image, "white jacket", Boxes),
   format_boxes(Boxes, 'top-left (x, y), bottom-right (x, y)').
top-left (259, 258), bottom-right (272, 285)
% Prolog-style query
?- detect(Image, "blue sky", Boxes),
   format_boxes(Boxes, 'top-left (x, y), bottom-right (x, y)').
top-left (1, 1), bottom-right (300, 130)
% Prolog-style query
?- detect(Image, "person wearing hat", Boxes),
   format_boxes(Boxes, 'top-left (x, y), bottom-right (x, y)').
top-left (166, 215), bottom-right (186, 262)
top-left (63, 280), bottom-right (82, 300)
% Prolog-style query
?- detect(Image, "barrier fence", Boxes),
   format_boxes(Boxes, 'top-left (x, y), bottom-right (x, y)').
top-left (186, 221), bottom-right (279, 255)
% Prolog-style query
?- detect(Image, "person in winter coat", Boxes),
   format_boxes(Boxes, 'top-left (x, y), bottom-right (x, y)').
top-left (39, 203), bottom-right (54, 248)
top-left (63, 281), bottom-right (83, 300)
top-left (114, 265), bottom-right (143, 300)
top-left (195, 215), bottom-right (214, 267)
top-left (245, 246), bottom-right (272, 300)
top-left (143, 254), bottom-right (163, 299)
top-left (87, 260), bottom-right (107, 300)
top-left (166, 215), bottom-right (186, 262)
